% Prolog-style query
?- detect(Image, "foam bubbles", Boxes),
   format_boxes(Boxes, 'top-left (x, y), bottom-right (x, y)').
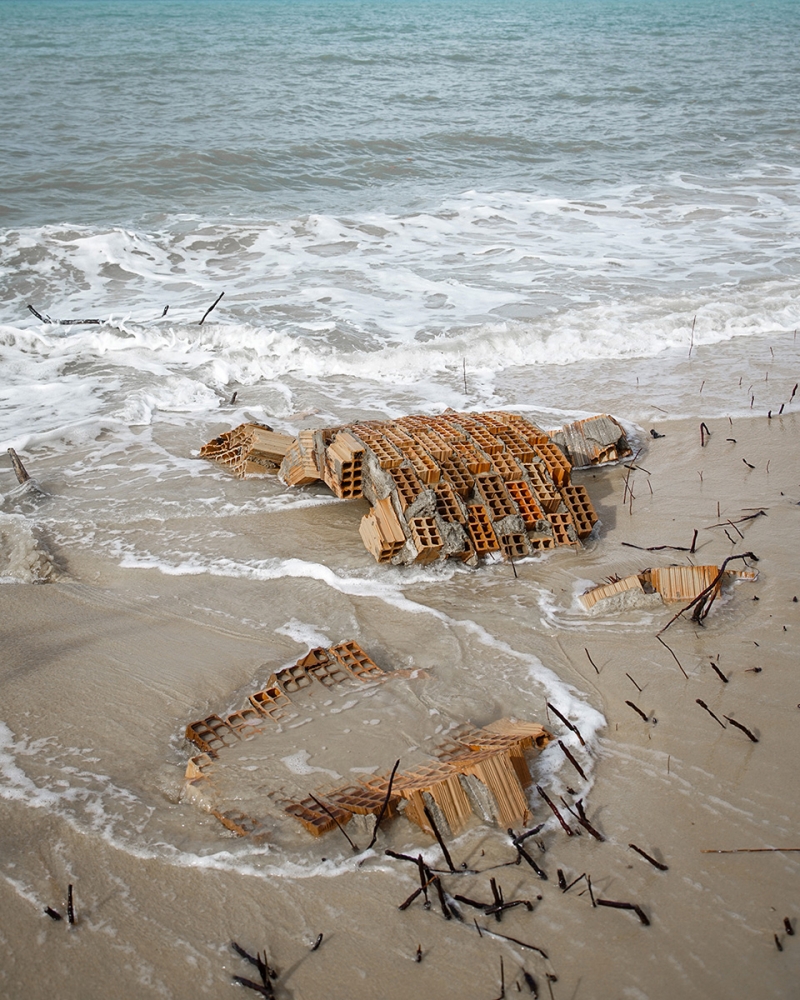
top-left (0, 513), bottom-right (54, 583)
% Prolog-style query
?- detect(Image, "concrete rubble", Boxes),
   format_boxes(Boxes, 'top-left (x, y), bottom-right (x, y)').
top-left (182, 641), bottom-right (551, 841)
top-left (200, 411), bottom-right (630, 566)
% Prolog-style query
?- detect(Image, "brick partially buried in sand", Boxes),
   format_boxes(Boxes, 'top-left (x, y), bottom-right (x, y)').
top-left (579, 565), bottom-right (758, 612)
top-left (181, 640), bottom-right (551, 843)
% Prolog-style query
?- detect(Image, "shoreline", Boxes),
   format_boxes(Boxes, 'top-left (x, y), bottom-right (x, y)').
top-left (1, 409), bottom-right (798, 999)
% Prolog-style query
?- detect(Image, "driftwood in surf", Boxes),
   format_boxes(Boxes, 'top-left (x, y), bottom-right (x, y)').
top-left (7, 448), bottom-right (30, 484)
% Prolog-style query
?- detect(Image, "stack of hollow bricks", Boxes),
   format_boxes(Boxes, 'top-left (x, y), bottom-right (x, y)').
top-left (276, 410), bottom-right (599, 564)
top-left (184, 641), bottom-right (552, 840)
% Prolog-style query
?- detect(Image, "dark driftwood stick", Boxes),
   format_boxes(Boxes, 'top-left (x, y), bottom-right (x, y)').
top-left (557, 740), bottom-right (586, 780)
top-left (309, 795), bottom-right (359, 852)
top-left (492, 956), bottom-right (505, 1000)
top-left (575, 799), bottom-right (604, 842)
top-left (537, 786), bottom-right (574, 836)
top-left (523, 971), bottom-right (538, 996)
top-left (626, 700), bottom-right (649, 722)
top-left (546, 703), bottom-right (585, 746)
top-left (476, 926), bottom-right (549, 959)
top-left (710, 662), bottom-right (729, 683)
top-left (7, 448), bottom-right (30, 483)
top-left (516, 845), bottom-right (547, 880)
top-left (659, 552), bottom-right (759, 632)
top-left (596, 899), bottom-right (650, 927)
top-left (199, 291), bottom-right (225, 326)
top-left (723, 716), bottom-right (759, 743)
top-left (701, 848), bottom-right (800, 854)
top-left (774, 934), bottom-right (783, 952)
top-left (231, 975), bottom-right (272, 998)
top-left (586, 873), bottom-right (596, 907)
top-left (423, 803), bottom-right (456, 872)
top-left (584, 647), bottom-right (599, 675)
top-left (67, 884), bottom-right (75, 925)
top-left (622, 541), bottom-right (692, 552)
top-left (629, 843), bottom-right (668, 871)
top-left (398, 883), bottom-right (427, 911)
top-left (311, 933), bottom-right (323, 951)
top-left (655, 633), bottom-right (689, 678)
top-left (431, 873), bottom-right (452, 920)
top-left (784, 918), bottom-right (795, 936)
top-left (626, 672), bottom-right (642, 692)
top-left (508, 829), bottom-right (547, 879)
top-left (454, 893), bottom-right (493, 911)
top-left (367, 759), bottom-right (400, 849)
top-left (700, 422), bottom-right (711, 447)
top-left (690, 528), bottom-right (698, 553)
top-left (511, 823), bottom-right (545, 847)
top-left (485, 899), bottom-right (534, 917)
top-left (416, 855), bottom-right (432, 908)
top-left (696, 699), bottom-right (726, 728)
top-left (705, 511), bottom-right (766, 529)
top-left (385, 849), bottom-right (420, 865)
top-left (44, 907), bottom-right (62, 921)
top-left (232, 942), bottom-right (271, 986)
top-left (415, 943), bottom-right (423, 962)
top-left (28, 303), bottom-right (101, 325)
top-left (563, 872), bottom-right (586, 893)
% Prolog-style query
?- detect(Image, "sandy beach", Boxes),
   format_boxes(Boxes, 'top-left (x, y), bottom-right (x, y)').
top-left (1, 406), bottom-right (798, 1000)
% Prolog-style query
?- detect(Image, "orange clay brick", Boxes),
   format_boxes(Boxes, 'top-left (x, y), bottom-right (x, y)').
top-left (409, 428), bottom-right (452, 462)
top-left (352, 429), bottom-right (404, 470)
top-left (560, 483), bottom-right (598, 539)
top-left (498, 430), bottom-right (535, 465)
top-left (528, 536), bottom-right (556, 552)
top-left (548, 511), bottom-right (578, 546)
top-left (404, 444), bottom-right (440, 485)
top-left (468, 426), bottom-right (504, 456)
top-left (274, 664), bottom-right (314, 695)
top-left (452, 441), bottom-right (492, 475)
top-left (435, 480), bottom-right (467, 523)
top-left (474, 473), bottom-right (517, 519)
top-left (439, 455), bottom-right (474, 497)
top-left (533, 441), bottom-right (571, 487)
top-left (498, 531), bottom-right (530, 560)
top-left (284, 797), bottom-right (352, 837)
top-left (408, 516), bottom-right (444, 563)
top-left (505, 481), bottom-right (545, 528)
top-left (466, 504), bottom-right (500, 555)
top-left (248, 684), bottom-right (295, 722)
top-left (329, 640), bottom-right (385, 680)
top-left (491, 450), bottom-right (524, 482)
top-left (525, 462), bottom-right (562, 513)
top-left (389, 466), bottom-right (424, 510)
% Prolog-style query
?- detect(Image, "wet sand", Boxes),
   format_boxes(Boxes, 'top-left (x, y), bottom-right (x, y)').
top-left (1, 410), bottom-right (799, 1000)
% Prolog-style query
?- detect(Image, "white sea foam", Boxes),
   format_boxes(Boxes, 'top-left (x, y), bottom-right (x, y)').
top-left (0, 513), bottom-right (54, 583)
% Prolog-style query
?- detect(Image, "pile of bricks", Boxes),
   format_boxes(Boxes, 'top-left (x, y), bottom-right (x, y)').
top-left (199, 411), bottom-right (626, 565)
top-left (183, 641), bottom-right (552, 841)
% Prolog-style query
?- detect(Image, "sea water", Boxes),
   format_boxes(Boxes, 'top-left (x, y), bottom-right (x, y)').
top-left (0, 0), bottom-right (799, 976)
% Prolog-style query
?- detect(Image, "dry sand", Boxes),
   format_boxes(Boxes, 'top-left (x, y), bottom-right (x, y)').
top-left (1, 410), bottom-right (798, 1000)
